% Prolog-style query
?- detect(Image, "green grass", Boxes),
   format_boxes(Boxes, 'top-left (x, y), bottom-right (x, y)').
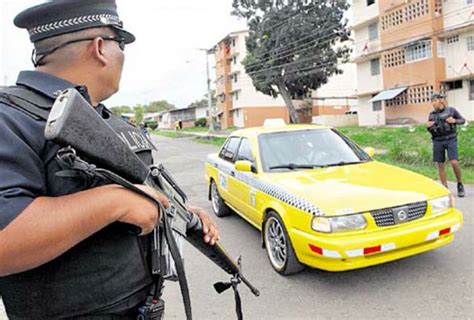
top-left (338, 124), bottom-right (474, 183)
top-left (152, 130), bottom-right (189, 138)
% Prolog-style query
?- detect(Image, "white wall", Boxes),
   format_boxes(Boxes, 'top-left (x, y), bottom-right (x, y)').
top-left (353, 25), bottom-right (381, 58)
top-left (357, 95), bottom-right (386, 126)
top-left (352, 0), bottom-right (379, 28)
top-left (444, 30), bottom-right (474, 80)
top-left (314, 62), bottom-right (358, 107)
top-left (356, 58), bottom-right (383, 95)
top-left (446, 79), bottom-right (474, 121)
top-left (232, 108), bottom-right (245, 128)
top-left (443, 1), bottom-right (473, 31)
top-left (195, 106), bottom-right (208, 119)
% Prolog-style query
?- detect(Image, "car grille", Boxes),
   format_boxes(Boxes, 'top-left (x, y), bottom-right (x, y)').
top-left (370, 201), bottom-right (427, 227)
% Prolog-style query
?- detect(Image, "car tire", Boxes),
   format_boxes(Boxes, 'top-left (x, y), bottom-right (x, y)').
top-left (210, 180), bottom-right (231, 217)
top-left (264, 211), bottom-right (305, 275)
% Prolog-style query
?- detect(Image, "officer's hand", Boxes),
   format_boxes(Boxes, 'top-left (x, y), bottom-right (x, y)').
top-left (189, 206), bottom-right (220, 245)
top-left (446, 117), bottom-right (456, 124)
top-left (118, 185), bottom-right (170, 236)
top-left (427, 121), bottom-right (435, 128)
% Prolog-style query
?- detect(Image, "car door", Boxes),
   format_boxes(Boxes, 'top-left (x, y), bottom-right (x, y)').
top-left (230, 137), bottom-right (260, 225)
top-left (215, 136), bottom-right (241, 208)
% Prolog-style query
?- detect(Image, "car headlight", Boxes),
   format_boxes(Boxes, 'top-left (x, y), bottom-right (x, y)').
top-left (311, 214), bottom-right (367, 233)
top-left (430, 195), bottom-right (452, 216)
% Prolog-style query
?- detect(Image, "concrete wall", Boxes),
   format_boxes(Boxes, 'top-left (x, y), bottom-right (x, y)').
top-left (242, 106), bottom-right (290, 128)
top-left (352, 0), bottom-right (379, 28)
top-left (443, 1), bottom-right (473, 30)
top-left (357, 59), bottom-right (383, 94)
top-left (195, 106), bottom-right (208, 119)
top-left (312, 114), bottom-right (359, 127)
top-left (446, 79), bottom-right (474, 121)
top-left (444, 30), bottom-right (474, 80)
top-left (358, 95), bottom-right (386, 126)
top-left (232, 108), bottom-right (245, 128)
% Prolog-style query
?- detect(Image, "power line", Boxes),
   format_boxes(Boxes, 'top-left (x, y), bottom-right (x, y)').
top-left (242, 6), bottom-right (469, 70)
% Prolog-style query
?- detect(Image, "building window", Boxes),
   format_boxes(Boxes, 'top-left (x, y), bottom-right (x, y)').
top-left (383, 49), bottom-right (406, 68)
top-left (437, 40), bottom-right (445, 58)
top-left (372, 101), bottom-right (382, 111)
top-left (446, 35), bottom-right (459, 44)
top-left (232, 38), bottom-right (236, 47)
top-left (445, 80), bottom-right (463, 91)
top-left (405, 40), bottom-right (432, 63)
top-left (233, 56), bottom-right (237, 65)
top-left (234, 74), bottom-right (238, 83)
top-left (467, 36), bottom-right (474, 51)
top-left (469, 80), bottom-right (474, 100)
top-left (368, 23), bottom-right (378, 41)
top-left (466, 0), bottom-right (473, 5)
top-left (233, 91), bottom-right (239, 101)
top-left (370, 58), bottom-right (380, 75)
top-left (367, 0), bottom-right (375, 6)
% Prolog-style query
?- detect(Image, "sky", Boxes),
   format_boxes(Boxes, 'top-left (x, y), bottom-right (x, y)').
top-left (0, 0), bottom-right (247, 108)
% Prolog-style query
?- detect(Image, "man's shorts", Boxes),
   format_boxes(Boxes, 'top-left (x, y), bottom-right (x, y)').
top-left (433, 138), bottom-right (458, 163)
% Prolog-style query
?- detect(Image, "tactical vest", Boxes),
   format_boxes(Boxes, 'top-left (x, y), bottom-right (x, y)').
top-left (0, 86), bottom-right (155, 318)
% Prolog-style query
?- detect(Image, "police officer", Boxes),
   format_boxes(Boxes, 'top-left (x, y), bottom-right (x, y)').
top-left (427, 93), bottom-right (466, 197)
top-left (0, 1), bottom-right (219, 318)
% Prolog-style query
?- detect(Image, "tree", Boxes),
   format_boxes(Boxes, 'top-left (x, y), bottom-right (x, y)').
top-left (145, 100), bottom-right (176, 113)
top-left (110, 105), bottom-right (132, 116)
top-left (232, 0), bottom-right (351, 123)
top-left (187, 90), bottom-right (217, 109)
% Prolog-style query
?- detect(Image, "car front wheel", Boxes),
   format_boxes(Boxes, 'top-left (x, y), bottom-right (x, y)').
top-left (210, 180), bottom-right (231, 217)
top-left (264, 211), bottom-right (304, 275)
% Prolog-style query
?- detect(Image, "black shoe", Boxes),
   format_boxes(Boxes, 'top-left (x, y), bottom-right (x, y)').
top-left (457, 183), bottom-right (465, 198)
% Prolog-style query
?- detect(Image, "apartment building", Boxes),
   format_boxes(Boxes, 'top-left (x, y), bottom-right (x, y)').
top-left (212, 31), bottom-right (357, 128)
top-left (353, 0), bottom-right (473, 126)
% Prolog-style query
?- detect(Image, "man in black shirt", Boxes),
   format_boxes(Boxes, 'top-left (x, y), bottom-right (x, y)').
top-left (427, 93), bottom-right (466, 197)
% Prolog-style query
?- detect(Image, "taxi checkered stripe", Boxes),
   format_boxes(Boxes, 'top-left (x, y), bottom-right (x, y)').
top-left (209, 157), bottom-right (322, 216)
top-left (29, 14), bottom-right (120, 36)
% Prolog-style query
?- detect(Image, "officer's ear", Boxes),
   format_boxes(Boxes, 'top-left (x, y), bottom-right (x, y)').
top-left (91, 37), bottom-right (108, 66)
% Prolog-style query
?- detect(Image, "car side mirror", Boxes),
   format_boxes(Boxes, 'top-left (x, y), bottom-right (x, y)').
top-left (235, 160), bottom-right (253, 173)
top-left (364, 147), bottom-right (375, 158)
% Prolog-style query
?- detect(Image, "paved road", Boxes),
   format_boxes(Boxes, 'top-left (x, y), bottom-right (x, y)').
top-left (1, 135), bottom-right (472, 319)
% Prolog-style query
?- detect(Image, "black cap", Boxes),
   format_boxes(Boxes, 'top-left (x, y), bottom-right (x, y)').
top-left (14, 0), bottom-right (135, 44)
top-left (431, 92), bottom-right (446, 100)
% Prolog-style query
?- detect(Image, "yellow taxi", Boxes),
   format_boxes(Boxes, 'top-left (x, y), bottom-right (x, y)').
top-left (205, 121), bottom-right (463, 275)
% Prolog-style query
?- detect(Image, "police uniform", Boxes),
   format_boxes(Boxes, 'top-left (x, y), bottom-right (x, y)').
top-left (428, 105), bottom-right (466, 163)
top-left (0, 1), bottom-right (157, 319)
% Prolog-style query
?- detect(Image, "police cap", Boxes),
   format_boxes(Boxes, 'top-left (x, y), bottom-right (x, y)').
top-left (14, 0), bottom-right (135, 44)
top-left (431, 92), bottom-right (446, 100)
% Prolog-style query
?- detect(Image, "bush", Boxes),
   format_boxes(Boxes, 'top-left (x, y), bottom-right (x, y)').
top-left (194, 117), bottom-right (207, 127)
top-left (145, 120), bottom-right (158, 130)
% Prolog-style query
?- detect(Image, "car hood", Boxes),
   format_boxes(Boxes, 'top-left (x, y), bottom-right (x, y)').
top-left (260, 161), bottom-right (449, 216)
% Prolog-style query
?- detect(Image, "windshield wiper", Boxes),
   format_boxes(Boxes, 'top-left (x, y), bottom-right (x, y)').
top-left (321, 161), bottom-right (364, 168)
top-left (269, 163), bottom-right (323, 170)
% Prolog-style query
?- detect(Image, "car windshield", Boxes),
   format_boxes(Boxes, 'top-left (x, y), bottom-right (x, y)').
top-left (259, 129), bottom-right (371, 171)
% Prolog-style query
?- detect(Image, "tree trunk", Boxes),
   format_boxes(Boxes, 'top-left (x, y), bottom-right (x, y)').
top-left (277, 81), bottom-right (300, 124)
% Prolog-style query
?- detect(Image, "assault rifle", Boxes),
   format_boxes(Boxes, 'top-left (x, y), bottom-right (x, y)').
top-left (44, 89), bottom-right (259, 320)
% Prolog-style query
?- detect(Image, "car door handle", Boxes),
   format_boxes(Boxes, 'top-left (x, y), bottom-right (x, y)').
top-left (230, 171), bottom-right (235, 177)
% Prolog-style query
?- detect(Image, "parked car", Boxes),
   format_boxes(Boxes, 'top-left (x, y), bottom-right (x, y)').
top-left (204, 122), bottom-right (463, 275)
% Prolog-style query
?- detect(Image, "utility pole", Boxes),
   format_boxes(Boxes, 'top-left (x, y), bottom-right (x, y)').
top-left (198, 48), bottom-right (216, 132)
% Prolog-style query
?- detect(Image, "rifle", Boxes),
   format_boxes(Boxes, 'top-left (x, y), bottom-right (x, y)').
top-left (44, 89), bottom-right (259, 320)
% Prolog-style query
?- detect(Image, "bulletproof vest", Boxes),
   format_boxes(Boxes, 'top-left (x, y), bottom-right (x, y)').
top-left (430, 108), bottom-right (456, 140)
top-left (0, 86), bottom-right (155, 318)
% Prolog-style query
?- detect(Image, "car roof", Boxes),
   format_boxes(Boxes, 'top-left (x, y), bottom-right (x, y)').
top-left (231, 124), bottom-right (331, 137)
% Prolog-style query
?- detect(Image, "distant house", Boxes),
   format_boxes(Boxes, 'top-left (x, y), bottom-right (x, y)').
top-left (157, 106), bottom-right (211, 129)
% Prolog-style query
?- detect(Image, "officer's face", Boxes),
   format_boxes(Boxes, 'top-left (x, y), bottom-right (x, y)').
top-left (432, 99), bottom-right (445, 111)
top-left (103, 35), bottom-right (125, 95)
